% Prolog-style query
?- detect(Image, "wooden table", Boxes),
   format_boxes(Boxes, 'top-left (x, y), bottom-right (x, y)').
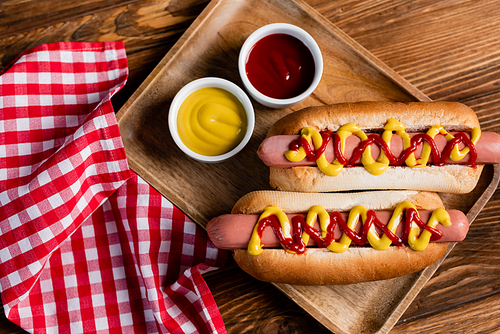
top-left (1, 0), bottom-right (499, 333)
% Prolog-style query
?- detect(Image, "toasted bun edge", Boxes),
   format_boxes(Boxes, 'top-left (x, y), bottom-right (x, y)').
top-left (231, 189), bottom-right (444, 214)
top-left (233, 244), bottom-right (449, 285)
top-left (266, 101), bottom-right (480, 137)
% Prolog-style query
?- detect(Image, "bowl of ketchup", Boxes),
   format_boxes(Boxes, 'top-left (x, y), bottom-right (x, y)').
top-left (238, 23), bottom-right (323, 109)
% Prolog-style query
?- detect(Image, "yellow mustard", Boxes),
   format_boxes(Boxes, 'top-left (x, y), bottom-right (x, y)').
top-left (177, 87), bottom-right (248, 156)
top-left (247, 202), bottom-right (451, 255)
top-left (285, 119), bottom-right (481, 176)
top-left (248, 206), bottom-right (291, 256)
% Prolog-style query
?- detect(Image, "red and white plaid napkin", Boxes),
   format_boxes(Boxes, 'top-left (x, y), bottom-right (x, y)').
top-left (0, 41), bottom-right (228, 333)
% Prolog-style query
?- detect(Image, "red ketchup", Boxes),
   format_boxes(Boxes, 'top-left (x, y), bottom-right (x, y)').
top-left (256, 209), bottom-right (443, 254)
top-left (245, 33), bottom-right (315, 99)
top-left (289, 130), bottom-right (478, 167)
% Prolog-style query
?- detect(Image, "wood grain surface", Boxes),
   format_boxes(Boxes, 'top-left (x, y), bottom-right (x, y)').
top-left (1, 0), bottom-right (499, 333)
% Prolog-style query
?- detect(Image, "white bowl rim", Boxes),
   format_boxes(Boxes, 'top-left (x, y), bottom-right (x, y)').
top-left (168, 77), bottom-right (255, 163)
top-left (238, 23), bottom-right (323, 107)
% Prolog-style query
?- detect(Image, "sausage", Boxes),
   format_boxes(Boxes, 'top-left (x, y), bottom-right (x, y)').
top-left (258, 132), bottom-right (500, 168)
top-left (207, 209), bottom-right (469, 250)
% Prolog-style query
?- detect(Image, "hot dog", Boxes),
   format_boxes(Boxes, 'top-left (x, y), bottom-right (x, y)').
top-left (257, 101), bottom-right (500, 193)
top-left (207, 190), bottom-right (469, 285)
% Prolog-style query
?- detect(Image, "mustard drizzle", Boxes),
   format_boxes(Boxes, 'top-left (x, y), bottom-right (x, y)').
top-left (247, 202), bottom-right (451, 255)
top-left (285, 119), bottom-right (481, 176)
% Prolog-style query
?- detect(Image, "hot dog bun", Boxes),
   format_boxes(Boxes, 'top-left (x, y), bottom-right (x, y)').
top-left (269, 164), bottom-right (482, 193)
top-left (233, 245), bottom-right (447, 285)
top-left (264, 101), bottom-right (484, 193)
top-left (266, 101), bottom-right (479, 136)
top-left (231, 189), bottom-right (444, 214)
top-left (214, 190), bottom-right (457, 286)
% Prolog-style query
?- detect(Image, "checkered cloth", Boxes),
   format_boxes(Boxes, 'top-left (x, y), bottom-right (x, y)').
top-left (0, 42), bottom-right (228, 333)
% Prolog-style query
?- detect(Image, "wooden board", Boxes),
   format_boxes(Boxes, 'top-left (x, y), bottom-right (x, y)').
top-left (115, 0), bottom-right (500, 333)
top-left (116, 0), bottom-right (427, 227)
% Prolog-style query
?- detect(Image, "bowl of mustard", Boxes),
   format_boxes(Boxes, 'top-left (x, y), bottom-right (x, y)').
top-left (169, 77), bottom-right (255, 163)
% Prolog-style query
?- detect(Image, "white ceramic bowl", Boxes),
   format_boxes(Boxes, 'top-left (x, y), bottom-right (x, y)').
top-left (168, 77), bottom-right (255, 163)
top-left (238, 23), bottom-right (323, 109)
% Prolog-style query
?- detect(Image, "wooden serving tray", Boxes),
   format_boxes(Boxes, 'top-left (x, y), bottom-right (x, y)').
top-left (115, 0), bottom-right (500, 333)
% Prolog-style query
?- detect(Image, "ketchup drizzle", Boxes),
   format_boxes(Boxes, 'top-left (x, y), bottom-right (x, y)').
top-left (257, 215), bottom-right (306, 253)
top-left (403, 208), bottom-right (443, 242)
top-left (256, 209), bottom-right (444, 254)
top-left (289, 130), bottom-right (478, 167)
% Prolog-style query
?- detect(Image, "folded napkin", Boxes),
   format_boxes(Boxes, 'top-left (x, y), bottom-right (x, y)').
top-left (0, 41), bottom-right (227, 333)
